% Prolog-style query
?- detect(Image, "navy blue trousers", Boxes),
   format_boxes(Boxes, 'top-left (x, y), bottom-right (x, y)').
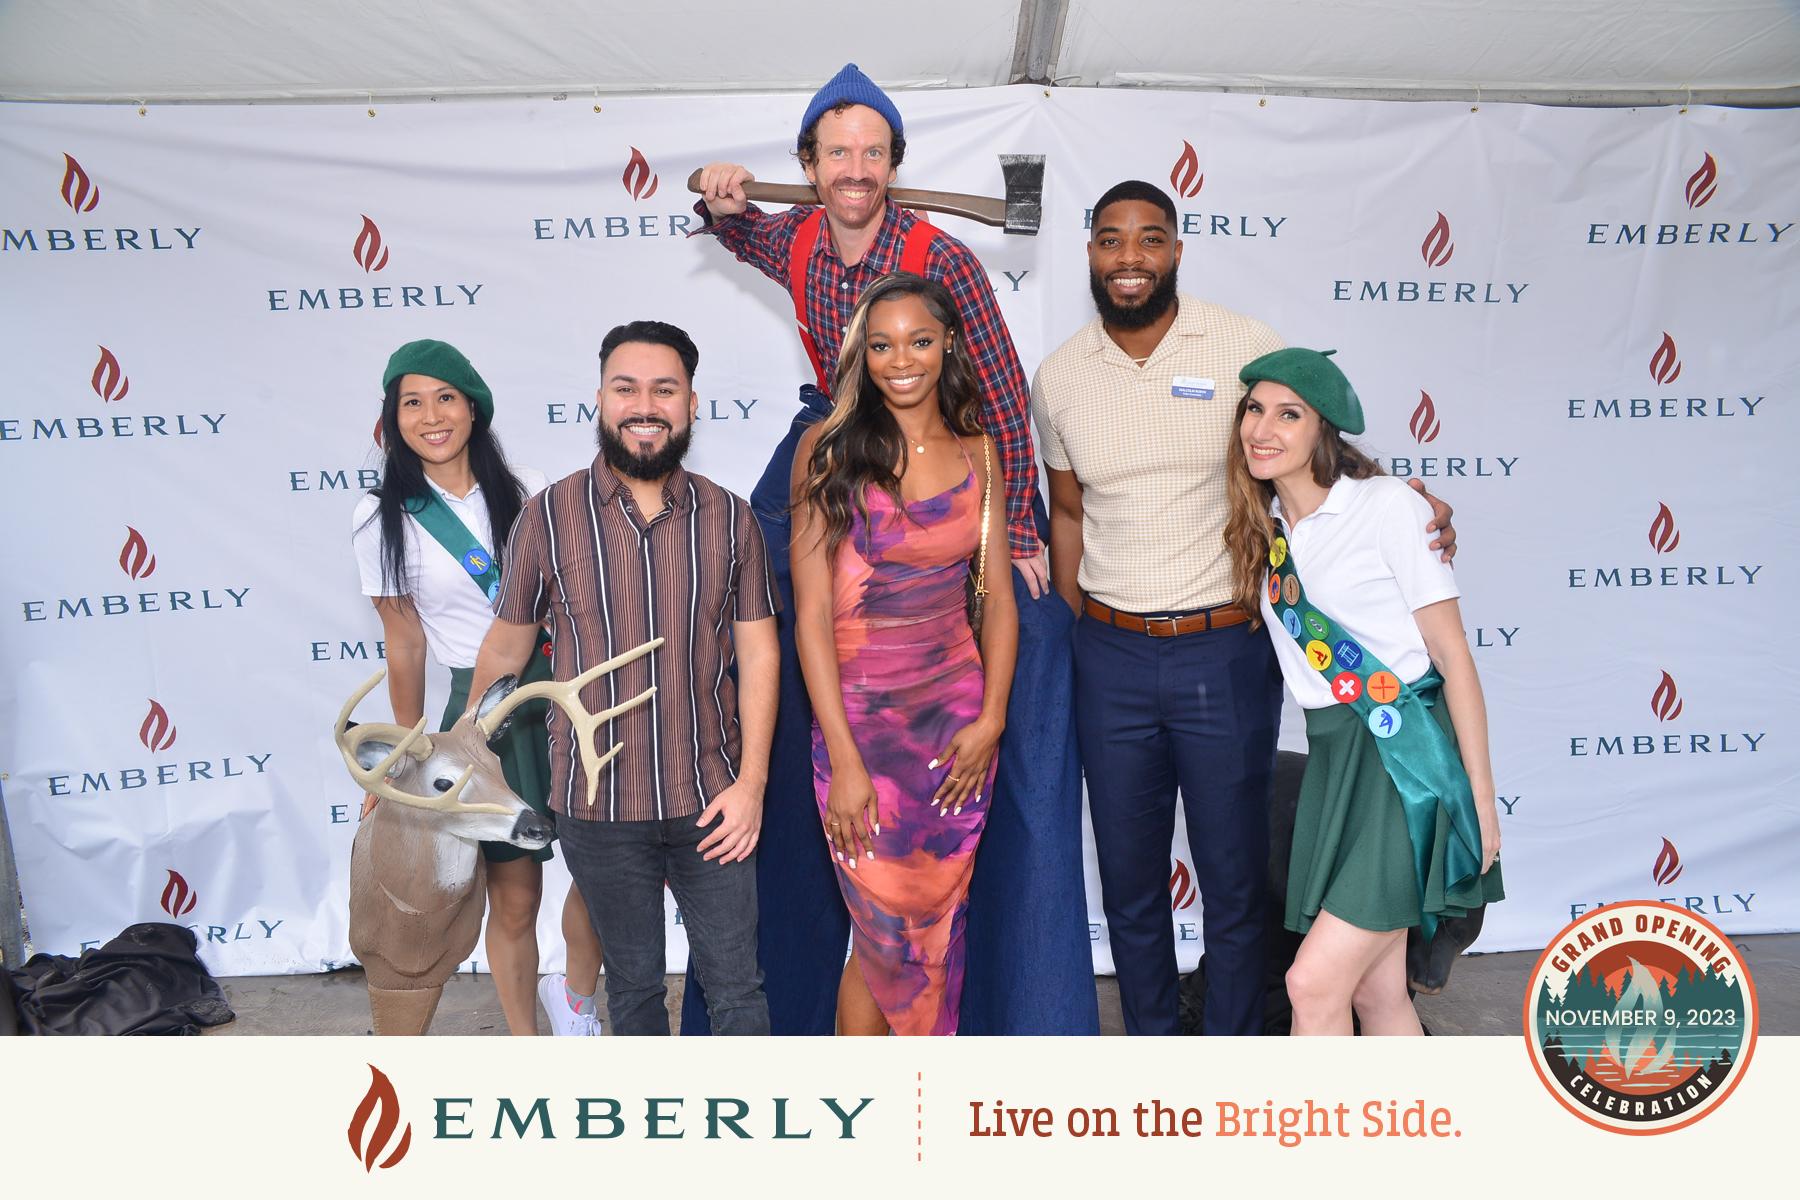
top-left (683, 386), bottom-right (1097, 1034)
top-left (1073, 614), bottom-right (1282, 1035)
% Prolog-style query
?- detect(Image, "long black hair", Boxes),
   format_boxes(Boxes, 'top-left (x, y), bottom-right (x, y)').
top-left (362, 379), bottom-right (527, 597)
top-left (796, 272), bottom-right (984, 558)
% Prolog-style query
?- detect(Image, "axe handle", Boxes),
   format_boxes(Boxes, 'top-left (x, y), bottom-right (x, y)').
top-left (684, 169), bottom-right (1005, 227)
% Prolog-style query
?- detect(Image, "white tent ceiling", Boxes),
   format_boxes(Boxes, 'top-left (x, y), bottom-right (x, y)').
top-left (1, 0), bottom-right (1796, 106)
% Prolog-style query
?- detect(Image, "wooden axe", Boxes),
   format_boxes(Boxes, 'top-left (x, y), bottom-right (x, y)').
top-left (686, 155), bottom-right (1045, 235)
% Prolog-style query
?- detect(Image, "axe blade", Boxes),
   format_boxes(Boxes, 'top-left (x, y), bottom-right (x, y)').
top-left (999, 154), bottom-right (1045, 236)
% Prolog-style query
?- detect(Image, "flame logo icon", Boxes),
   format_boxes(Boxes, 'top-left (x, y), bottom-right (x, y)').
top-left (1168, 859), bottom-right (1196, 910)
top-left (623, 147), bottom-right (660, 201)
top-left (1684, 153), bottom-right (1719, 209)
top-left (139, 699), bottom-right (178, 751)
top-left (60, 153), bottom-right (99, 213)
top-left (1169, 140), bottom-right (1203, 200)
top-left (1649, 332), bottom-right (1682, 385)
top-left (91, 346), bottom-right (131, 404)
top-left (1651, 671), bottom-right (1685, 723)
top-left (349, 1065), bottom-right (413, 1172)
top-left (119, 526), bottom-right (158, 579)
top-left (160, 868), bottom-right (197, 917)
top-left (1647, 502), bottom-right (1681, 555)
top-left (1420, 212), bottom-right (1454, 267)
top-left (1652, 837), bottom-right (1684, 887)
top-left (1409, 391), bottom-right (1442, 443)
top-left (353, 215), bottom-right (390, 273)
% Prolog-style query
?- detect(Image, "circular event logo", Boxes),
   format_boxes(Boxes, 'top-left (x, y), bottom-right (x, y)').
top-left (1523, 900), bottom-right (1757, 1134)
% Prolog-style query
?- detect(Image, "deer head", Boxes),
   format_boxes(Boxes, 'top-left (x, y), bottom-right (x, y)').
top-left (333, 636), bottom-right (664, 841)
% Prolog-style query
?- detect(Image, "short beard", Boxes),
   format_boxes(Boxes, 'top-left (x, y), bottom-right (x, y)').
top-left (597, 420), bottom-right (693, 481)
top-left (1089, 264), bottom-right (1179, 330)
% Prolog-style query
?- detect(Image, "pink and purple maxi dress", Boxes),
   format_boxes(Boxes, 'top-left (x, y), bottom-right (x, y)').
top-left (812, 444), bottom-right (994, 1035)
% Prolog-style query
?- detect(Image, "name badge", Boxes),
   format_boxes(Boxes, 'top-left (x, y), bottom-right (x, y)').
top-left (1171, 376), bottom-right (1215, 400)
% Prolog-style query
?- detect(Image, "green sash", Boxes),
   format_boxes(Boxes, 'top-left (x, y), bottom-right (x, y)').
top-left (404, 487), bottom-right (554, 685)
top-left (1266, 527), bottom-right (1482, 939)
top-left (403, 488), bottom-right (503, 602)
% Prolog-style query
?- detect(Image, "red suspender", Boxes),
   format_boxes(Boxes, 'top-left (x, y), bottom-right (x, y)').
top-left (786, 209), bottom-right (940, 392)
top-left (788, 209), bottom-right (830, 391)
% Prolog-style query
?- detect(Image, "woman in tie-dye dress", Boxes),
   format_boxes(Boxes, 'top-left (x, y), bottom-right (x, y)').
top-left (791, 273), bottom-right (1020, 1036)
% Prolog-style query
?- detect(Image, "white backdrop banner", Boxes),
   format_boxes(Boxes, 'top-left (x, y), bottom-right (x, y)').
top-left (1, 88), bottom-right (1794, 979)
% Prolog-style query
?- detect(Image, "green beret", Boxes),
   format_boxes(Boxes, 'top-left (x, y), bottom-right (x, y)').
top-left (382, 339), bottom-right (493, 425)
top-left (1238, 347), bottom-right (1364, 435)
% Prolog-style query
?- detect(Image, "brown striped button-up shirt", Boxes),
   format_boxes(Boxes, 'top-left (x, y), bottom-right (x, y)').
top-left (494, 457), bottom-right (778, 822)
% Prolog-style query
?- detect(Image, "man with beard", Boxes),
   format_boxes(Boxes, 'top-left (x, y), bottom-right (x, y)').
top-left (687, 64), bottom-right (1097, 1035)
top-left (1032, 181), bottom-right (1455, 1035)
top-left (466, 320), bottom-right (778, 1035)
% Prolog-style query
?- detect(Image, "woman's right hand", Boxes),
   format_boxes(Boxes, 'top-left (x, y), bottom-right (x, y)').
top-left (824, 759), bottom-right (879, 866)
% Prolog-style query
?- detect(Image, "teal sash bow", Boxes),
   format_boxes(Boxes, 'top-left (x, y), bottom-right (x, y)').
top-left (1266, 527), bottom-right (1483, 939)
top-left (403, 488), bottom-right (503, 602)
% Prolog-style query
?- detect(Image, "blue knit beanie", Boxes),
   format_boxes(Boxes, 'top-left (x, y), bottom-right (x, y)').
top-left (798, 63), bottom-right (903, 149)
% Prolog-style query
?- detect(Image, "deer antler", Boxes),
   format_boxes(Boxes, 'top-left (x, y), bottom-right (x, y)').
top-left (476, 637), bottom-right (663, 809)
top-left (333, 670), bottom-right (515, 816)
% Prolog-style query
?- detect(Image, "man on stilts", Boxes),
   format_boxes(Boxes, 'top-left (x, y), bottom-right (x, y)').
top-left (681, 63), bottom-right (1097, 1034)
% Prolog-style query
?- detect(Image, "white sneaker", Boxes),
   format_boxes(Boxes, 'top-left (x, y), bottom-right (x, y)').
top-left (537, 972), bottom-right (603, 1036)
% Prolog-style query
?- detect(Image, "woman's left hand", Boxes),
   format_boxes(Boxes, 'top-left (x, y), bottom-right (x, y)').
top-left (1476, 796), bottom-right (1502, 874)
top-left (929, 717), bottom-right (1002, 816)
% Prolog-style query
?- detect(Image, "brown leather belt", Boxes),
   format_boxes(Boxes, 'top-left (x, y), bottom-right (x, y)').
top-left (1083, 597), bottom-right (1250, 637)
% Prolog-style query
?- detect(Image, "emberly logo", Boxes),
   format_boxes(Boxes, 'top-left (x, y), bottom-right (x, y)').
top-left (160, 867), bottom-right (197, 917)
top-left (1567, 503), bottom-right (1760, 590)
top-left (1569, 669), bottom-right (1763, 759)
top-left (20, 527), bottom-right (253, 623)
top-left (267, 215), bottom-right (484, 312)
top-left (1585, 150), bottom-right (1791, 247)
top-left (1170, 141), bottom-right (1203, 199)
top-left (534, 145), bottom-right (701, 242)
top-left (1334, 212), bottom-right (1527, 305)
top-left (47, 695), bottom-right (273, 797)
top-left (1568, 847), bottom-right (1761, 924)
top-left (3, 151), bottom-right (202, 254)
top-left (1, 345), bottom-right (229, 445)
top-left (1379, 389), bottom-right (1519, 480)
top-left (350, 1066), bottom-right (414, 1172)
top-left (1566, 330), bottom-right (1763, 422)
top-left (548, 397), bottom-right (759, 425)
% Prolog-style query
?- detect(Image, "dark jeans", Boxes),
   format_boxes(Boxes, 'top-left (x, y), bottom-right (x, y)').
top-left (557, 812), bottom-right (769, 1036)
top-left (1074, 615), bottom-right (1282, 1035)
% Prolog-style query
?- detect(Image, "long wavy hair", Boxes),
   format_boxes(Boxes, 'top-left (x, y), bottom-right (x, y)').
top-left (796, 272), bottom-right (984, 558)
top-left (1223, 389), bottom-right (1385, 624)
top-left (361, 379), bottom-right (527, 598)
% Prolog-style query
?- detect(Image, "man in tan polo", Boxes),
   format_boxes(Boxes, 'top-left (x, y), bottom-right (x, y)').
top-left (1032, 180), bottom-right (1453, 1035)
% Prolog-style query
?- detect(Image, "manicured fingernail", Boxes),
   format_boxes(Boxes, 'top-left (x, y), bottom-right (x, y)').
top-left (927, 758), bottom-right (939, 769)
top-left (866, 848), bottom-right (875, 858)
top-left (954, 805), bottom-right (962, 815)
top-left (937, 807), bottom-right (947, 818)
top-left (836, 851), bottom-right (845, 862)
top-left (873, 822), bottom-right (881, 836)
top-left (847, 857), bottom-right (857, 870)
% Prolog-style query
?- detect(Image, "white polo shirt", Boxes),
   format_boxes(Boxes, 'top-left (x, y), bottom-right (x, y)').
top-left (351, 466), bottom-right (547, 669)
top-left (1260, 475), bottom-right (1459, 710)
top-left (1032, 295), bottom-right (1283, 612)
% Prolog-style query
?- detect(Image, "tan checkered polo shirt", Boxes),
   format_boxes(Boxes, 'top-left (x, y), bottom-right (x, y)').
top-left (1031, 296), bottom-right (1283, 613)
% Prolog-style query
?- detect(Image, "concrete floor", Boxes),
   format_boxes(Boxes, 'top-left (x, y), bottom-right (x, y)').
top-left (207, 933), bottom-right (1798, 1035)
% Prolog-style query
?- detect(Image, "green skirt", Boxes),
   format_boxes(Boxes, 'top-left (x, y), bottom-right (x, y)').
top-left (1286, 698), bottom-right (1504, 935)
top-left (442, 640), bottom-right (555, 865)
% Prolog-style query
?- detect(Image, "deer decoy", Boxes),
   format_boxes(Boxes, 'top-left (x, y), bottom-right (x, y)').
top-left (332, 637), bottom-right (661, 1034)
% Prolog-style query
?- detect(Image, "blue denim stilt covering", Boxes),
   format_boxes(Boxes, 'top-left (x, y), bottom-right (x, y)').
top-left (683, 384), bottom-right (1097, 1034)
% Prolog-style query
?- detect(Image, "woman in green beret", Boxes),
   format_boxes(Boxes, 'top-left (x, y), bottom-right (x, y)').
top-left (351, 339), bottom-right (605, 1036)
top-left (1222, 347), bottom-right (1503, 1036)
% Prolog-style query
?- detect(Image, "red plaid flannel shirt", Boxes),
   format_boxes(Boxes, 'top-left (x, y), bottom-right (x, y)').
top-left (694, 199), bottom-right (1040, 557)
